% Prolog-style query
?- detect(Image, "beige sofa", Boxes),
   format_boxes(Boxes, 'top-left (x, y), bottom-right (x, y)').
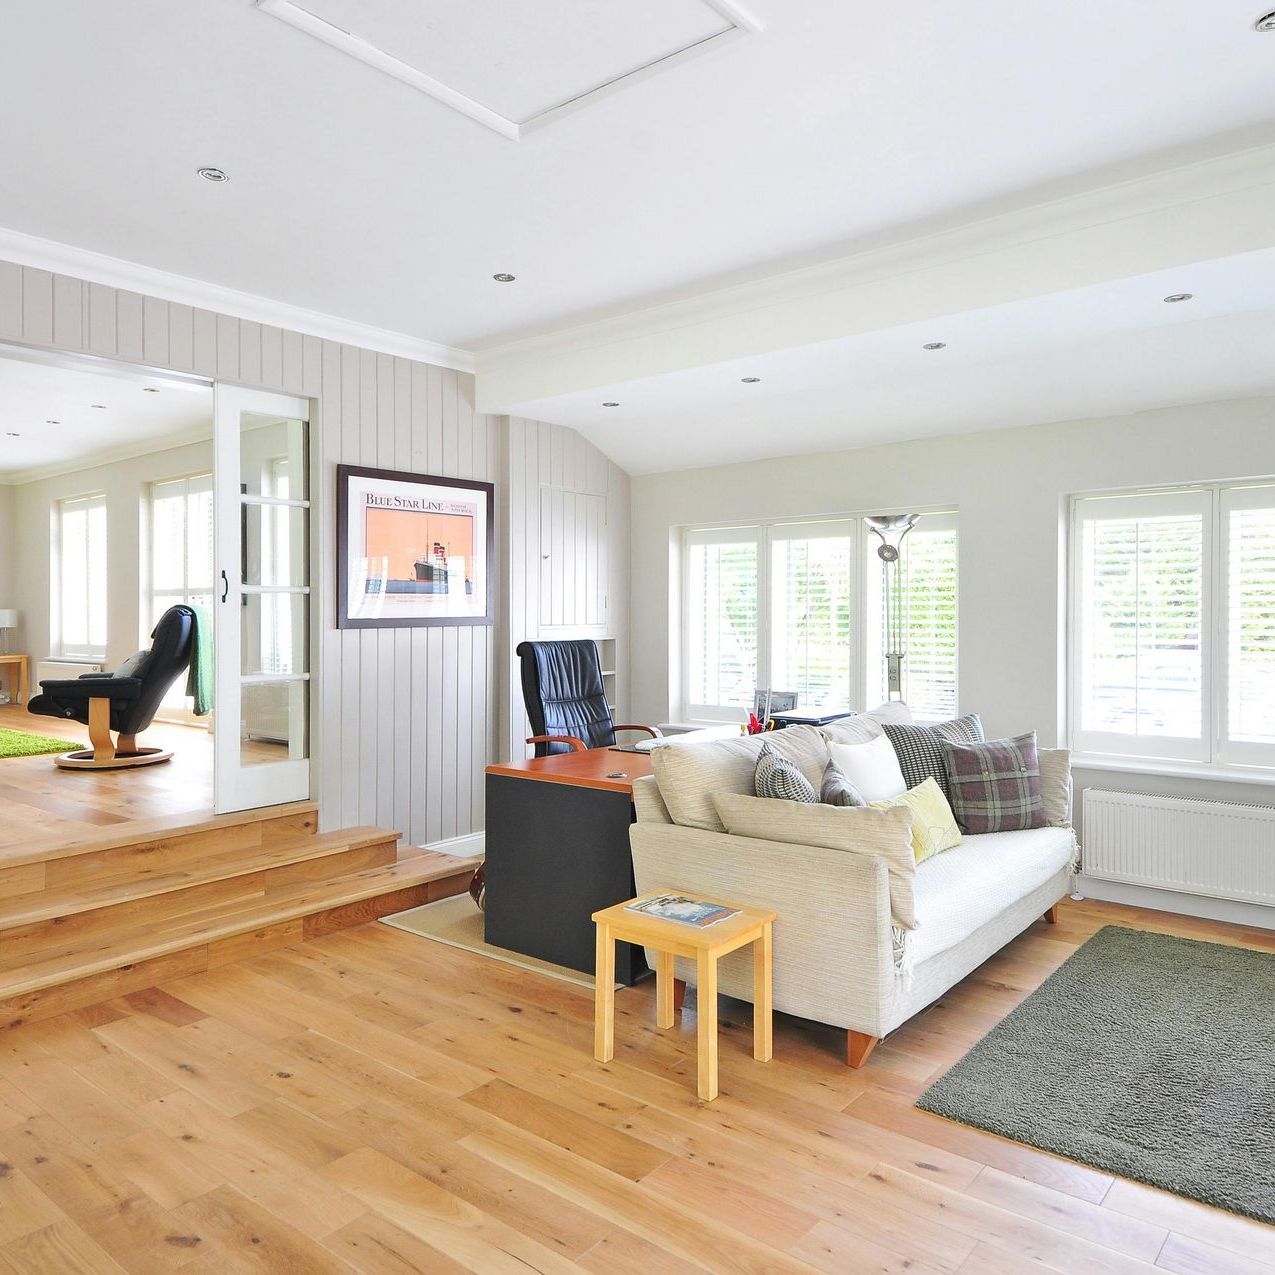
top-left (629, 715), bottom-right (1075, 1067)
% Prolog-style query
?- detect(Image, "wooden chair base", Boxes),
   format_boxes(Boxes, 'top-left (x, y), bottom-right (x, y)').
top-left (56, 746), bottom-right (173, 771)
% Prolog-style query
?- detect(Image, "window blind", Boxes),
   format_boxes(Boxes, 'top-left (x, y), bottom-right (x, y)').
top-left (899, 525), bottom-right (958, 721)
top-left (1225, 490), bottom-right (1275, 753)
top-left (686, 533), bottom-right (759, 713)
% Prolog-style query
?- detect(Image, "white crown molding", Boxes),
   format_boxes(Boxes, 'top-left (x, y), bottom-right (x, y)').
top-left (475, 141), bottom-right (1275, 412)
top-left (0, 226), bottom-right (475, 374)
top-left (1, 425), bottom-right (213, 486)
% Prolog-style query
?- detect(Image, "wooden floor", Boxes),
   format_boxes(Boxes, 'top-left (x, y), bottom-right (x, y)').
top-left (0, 705), bottom-right (279, 851)
top-left (0, 898), bottom-right (1268, 1272)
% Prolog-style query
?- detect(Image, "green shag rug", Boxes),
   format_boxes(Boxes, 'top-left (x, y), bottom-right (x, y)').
top-left (0, 727), bottom-right (82, 758)
top-left (917, 925), bottom-right (1275, 1225)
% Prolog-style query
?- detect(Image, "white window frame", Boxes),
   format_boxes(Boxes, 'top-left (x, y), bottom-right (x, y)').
top-left (54, 492), bottom-right (108, 660)
top-left (680, 509), bottom-right (957, 723)
top-left (1068, 480), bottom-right (1275, 773)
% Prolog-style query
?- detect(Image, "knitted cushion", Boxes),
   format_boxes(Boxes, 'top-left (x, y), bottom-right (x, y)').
top-left (754, 745), bottom-right (819, 803)
top-left (942, 732), bottom-right (1047, 834)
top-left (882, 714), bottom-right (984, 796)
top-left (820, 759), bottom-right (867, 807)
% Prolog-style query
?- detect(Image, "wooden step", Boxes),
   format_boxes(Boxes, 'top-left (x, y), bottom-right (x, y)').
top-left (0, 846), bottom-right (476, 1030)
top-left (0, 801), bottom-right (319, 897)
top-left (0, 827), bottom-right (400, 968)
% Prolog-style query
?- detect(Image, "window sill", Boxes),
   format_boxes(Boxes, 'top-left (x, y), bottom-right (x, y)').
top-left (1069, 753), bottom-right (1275, 789)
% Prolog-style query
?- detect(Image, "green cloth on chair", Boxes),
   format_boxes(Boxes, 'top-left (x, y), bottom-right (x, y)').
top-left (186, 605), bottom-right (214, 715)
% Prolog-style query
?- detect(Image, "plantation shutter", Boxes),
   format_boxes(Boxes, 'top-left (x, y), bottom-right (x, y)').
top-left (1222, 484), bottom-right (1275, 761)
top-left (899, 518), bottom-right (958, 721)
top-left (685, 527), bottom-right (760, 715)
top-left (58, 493), bottom-right (107, 658)
top-left (1073, 490), bottom-right (1209, 761)
top-left (769, 521), bottom-right (854, 711)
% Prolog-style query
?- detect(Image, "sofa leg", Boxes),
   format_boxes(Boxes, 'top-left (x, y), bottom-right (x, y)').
top-left (1043, 904), bottom-right (1059, 924)
top-left (847, 1030), bottom-right (879, 1069)
top-left (672, 978), bottom-right (686, 1013)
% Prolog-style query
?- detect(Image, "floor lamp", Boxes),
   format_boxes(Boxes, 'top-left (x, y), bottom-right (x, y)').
top-left (864, 515), bottom-right (918, 700)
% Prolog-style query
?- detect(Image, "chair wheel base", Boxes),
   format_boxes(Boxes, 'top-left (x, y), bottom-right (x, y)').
top-left (55, 747), bottom-right (173, 771)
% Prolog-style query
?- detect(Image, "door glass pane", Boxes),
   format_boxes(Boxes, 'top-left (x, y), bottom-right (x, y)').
top-left (242, 503), bottom-right (308, 587)
top-left (240, 416), bottom-right (307, 499)
top-left (240, 594), bottom-right (308, 676)
top-left (241, 681), bottom-right (308, 766)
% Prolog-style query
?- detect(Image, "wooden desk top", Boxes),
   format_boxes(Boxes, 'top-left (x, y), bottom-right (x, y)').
top-left (0, 654), bottom-right (27, 664)
top-left (485, 747), bottom-right (654, 794)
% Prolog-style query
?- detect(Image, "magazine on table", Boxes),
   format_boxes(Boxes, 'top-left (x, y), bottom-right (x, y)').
top-left (626, 893), bottom-right (740, 927)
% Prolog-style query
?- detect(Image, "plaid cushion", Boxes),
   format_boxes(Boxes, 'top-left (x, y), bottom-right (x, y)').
top-left (754, 745), bottom-right (819, 803)
top-left (942, 732), bottom-right (1047, 833)
top-left (882, 714), bottom-right (983, 797)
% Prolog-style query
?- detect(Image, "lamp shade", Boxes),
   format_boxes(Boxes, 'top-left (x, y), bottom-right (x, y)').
top-left (0, 610), bottom-right (15, 629)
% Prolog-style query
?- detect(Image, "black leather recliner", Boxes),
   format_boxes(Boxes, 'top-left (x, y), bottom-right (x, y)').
top-left (28, 604), bottom-right (196, 769)
top-left (516, 639), bottom-right (661, 756)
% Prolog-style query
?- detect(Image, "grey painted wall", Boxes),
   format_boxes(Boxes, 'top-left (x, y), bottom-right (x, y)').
top-left (0, 261), bottom-right (628, 845)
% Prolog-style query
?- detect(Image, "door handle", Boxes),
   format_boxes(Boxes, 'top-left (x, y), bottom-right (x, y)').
top-left (220, 570), bottom-right (229, 603)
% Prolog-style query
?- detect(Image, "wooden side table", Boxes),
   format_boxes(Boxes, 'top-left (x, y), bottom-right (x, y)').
top-left (592, 893), bottom-right (776, 1101)
top-left (0, 654), bottom-right (29, 706)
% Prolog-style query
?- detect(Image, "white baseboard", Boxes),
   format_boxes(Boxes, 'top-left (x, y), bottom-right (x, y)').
top-left (425, 832), bottom-right (485, 859)
top-left (1075, 873), bottom-right (1275, 932)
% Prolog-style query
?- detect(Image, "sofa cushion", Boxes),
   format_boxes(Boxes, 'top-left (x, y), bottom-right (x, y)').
top-left (871, 777), bottom-right (963, 863)
top-left (650, 724), bottom-right (828, 831)
top-left (881, 714), bottom-right (984, 796)
top-left (711, 792), bottom-right (919, 929)
top-left (942, 732), bottom-right (1046, 834)
top-left (910, 826), bottom-right (1074, 965)
top-left (826, 734), bottom-right (908, 802)
top-left (821, 759), bottom-right (867, 807)
top-left (1039, 748), bottom-right (1072, 827)
top-left (820, 701), bottom-right (914, 746)
top-left (755, 745), bottom-right (819, 803)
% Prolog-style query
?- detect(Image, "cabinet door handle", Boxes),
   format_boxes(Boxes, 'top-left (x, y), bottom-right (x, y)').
top-left (220, 570), bottom-right (229, 603)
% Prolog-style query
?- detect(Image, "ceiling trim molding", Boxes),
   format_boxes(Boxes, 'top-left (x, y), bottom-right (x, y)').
top-left (475, 142), bottom-right (1275, 411)
top-left (0, 226), bottom-right (476, 373)
top-left (1, 425), bottom-right (214, 487)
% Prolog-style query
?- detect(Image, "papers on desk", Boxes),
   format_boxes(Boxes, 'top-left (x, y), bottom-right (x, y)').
top-left (631, 723), bottom-right (743, 752)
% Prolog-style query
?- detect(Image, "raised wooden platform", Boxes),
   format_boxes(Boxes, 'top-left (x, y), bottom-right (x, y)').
top-left (0, 802), bottom-right (476, 1029)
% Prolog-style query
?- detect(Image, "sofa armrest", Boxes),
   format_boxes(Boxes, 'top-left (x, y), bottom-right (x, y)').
top-left (1039, 748), bottom-right (1072, 827)
top-left (629, 822), bottom-right (898, 1037)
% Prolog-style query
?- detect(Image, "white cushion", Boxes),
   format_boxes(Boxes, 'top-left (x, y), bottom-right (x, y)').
top-left (826, 734), bottom-right (908, 802)
top-left (910, 826), bottom-right (1074, 965)
top-left (649, 724), bottom-right (828, 831)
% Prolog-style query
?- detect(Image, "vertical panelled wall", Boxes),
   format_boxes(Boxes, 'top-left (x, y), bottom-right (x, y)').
top-left (0, 260), bottom-right (501, 846)
top-left (500, 416), bottom-right (630, 763)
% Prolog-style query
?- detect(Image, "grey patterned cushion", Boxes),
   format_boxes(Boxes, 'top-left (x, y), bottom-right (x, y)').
top-left (942, 732), bottom-right (1046, 833)
top-left (820, 759), bottom-right (867, 807)
top-left (754, 745), bottom-right (819, 803)
top-left (882, 714), bottom-right (984, 797)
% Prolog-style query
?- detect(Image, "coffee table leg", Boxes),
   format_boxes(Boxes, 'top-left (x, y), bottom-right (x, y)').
top-left (696, 949), bottom-right (718, 1101)
top-left (753, 922), bottom-right (773, 1063)
top-left (655, 949), bottom-right (675, 1029)
top-left (594, 923), bottom-right (615, 1063)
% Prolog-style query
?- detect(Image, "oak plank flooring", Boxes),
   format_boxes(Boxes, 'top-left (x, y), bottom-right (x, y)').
top-left (0, 899), bottom-right (1265, 1271)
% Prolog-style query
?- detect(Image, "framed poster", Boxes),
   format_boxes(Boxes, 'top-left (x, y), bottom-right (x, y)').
top-left (336, 464), bottom-right (495, 628)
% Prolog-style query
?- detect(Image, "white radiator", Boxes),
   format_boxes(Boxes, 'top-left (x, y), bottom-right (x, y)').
top-left (36, 659), bottom-right (104, 682)
top-left (1083, 788), bottom-right (1275, 906)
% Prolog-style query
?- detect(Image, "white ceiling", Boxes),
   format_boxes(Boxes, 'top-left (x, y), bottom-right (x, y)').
top-left (0, 2), bottom-right (1273, 475)
top-left (1, 1), bottom-right (1273, 350)
top-left (0, 356), bottom-right (211, 480)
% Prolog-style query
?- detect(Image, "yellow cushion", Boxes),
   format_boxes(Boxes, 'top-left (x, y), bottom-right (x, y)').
top-left (872, 776), bottom-right (963, 863)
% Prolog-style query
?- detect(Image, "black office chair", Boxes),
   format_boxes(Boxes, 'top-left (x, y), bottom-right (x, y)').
top-left (516, 639), bottom-right (662, 756)
top-left (28, 605), bottom-right (196, 770)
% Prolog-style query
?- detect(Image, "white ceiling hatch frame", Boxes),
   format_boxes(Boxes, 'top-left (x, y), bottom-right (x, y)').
top-left (255, 0), bottom-right (762, 141)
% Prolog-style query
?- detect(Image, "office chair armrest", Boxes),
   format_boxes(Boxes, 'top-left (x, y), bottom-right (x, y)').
top-left (525, 734), bottom-right (587, 752)
top-left (613, 724), bottom-right (664, 739)
top-left (37, 677), bottom-right (144, 701)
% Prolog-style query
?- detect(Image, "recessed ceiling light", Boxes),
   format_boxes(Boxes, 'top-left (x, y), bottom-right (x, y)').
top-left (5, 432), bottom-right (18, 438)
top-left (1163, 292), bottom-right (1194, 304)
top-left (1255, 10), bottom-right (1275, 31)
top-left (142, 387), bottom-right (160, 393)
top-left (741, 376), bottom-right (762, 383)
top-left (602, 401), bottom-right (620, 408)
top-left (45, 419), bottom-right (59, 425)
top-left (492, 273), bottom-right (516, 283)
top-left (197, 167), bottom-right (229, 183)
top-left (923, 342), bottom-right (947, 350)
top-left (90, 403), bottom-right (107, 409)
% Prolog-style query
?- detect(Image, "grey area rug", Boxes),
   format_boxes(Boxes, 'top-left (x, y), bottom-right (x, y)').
top-left (917, 924), bottom-right (1275, 1225)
